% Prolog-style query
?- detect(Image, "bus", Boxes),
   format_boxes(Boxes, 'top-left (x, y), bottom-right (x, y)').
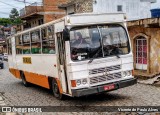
top-left (7, 13), bottom-right (137, 99)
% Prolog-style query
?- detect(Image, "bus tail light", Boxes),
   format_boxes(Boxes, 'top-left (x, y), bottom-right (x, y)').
top-left (71, 80), bottom-right (76, 87)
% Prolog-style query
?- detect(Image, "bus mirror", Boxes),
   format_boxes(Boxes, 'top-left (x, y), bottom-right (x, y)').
top-left (63, 28), bottom-right (69, 41)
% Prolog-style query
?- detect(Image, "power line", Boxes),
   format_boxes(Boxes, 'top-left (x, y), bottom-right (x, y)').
top-left (0, 0), bottom-right (21, 9)
top-left (14, 0), bottom-right (43, 6)
top-left (14, 0), bottom-right (31, 4)
top-left (0, 11), bottom-right (10, 15)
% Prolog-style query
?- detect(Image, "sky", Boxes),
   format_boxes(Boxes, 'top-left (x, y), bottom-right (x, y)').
top-left (0, 0), bottom-right (42, 18)
top-left (0, 0), bottom-right (159, 18)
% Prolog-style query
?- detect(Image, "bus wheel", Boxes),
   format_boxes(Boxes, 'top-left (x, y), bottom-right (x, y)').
top-left (21, 72), bottom-right (29, 87)
top-left (52, 79), bottom-right (64, 100)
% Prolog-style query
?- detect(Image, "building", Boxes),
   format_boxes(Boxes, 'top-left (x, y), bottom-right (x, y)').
top-left (19, 0), bottom-right (67, 31)
top-left (0, 26), bottom-right (5, 53)
top-left (59, 0), bottom-right (156, 20)
top-left (127, 18), bottom-right (160, 77)
top-left (59, 0), bottom-right (160, 77)
top-left (0, 26), bottom-right (16, 53)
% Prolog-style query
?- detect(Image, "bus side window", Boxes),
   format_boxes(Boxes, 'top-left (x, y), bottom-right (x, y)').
top-left (16, 35), bottom-right (23, 54)
top-left (7, 39), bottom-right (12, 55)
top-left (22, 33), bottom-right (30, 54)
top-left (31, 30), bottom-right (41, 54)
top-left (42, 26), bottom-right (55, 54)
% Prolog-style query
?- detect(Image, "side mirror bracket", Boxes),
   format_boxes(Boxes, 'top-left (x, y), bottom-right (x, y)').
top-left (63, 27), bottom-right (70, 41)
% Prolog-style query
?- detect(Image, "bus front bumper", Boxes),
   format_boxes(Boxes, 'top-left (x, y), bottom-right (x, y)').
top-left (71, 78), bottom-right (137, 97)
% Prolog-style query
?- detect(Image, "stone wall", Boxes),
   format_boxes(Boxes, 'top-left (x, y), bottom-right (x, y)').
top-left (75, 0), bottom-right (93, 13)
top-left (67, 0), bottom-right (93, 13)
top-left (128, 26), bottom-right (160, 75)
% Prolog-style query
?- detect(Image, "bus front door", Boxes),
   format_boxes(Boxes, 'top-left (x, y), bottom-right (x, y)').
top-left (56, 32), bottom-right (68, 94)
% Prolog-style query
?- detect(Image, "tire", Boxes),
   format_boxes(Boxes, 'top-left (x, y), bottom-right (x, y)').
top-left (52, 79), bottom-right (65, 100)
top-left (21, 72), bottom-right (29, 87)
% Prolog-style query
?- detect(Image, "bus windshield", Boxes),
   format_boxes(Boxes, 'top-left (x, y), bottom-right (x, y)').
top-left (70, 24), bottom-right (130, 61)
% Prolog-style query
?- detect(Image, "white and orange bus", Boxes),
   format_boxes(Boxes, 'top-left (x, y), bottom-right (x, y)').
top-left (7, 13), bottom-right (136, 99)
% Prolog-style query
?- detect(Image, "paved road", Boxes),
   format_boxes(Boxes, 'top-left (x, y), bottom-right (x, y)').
top-left (1, 61), bottom-right (160, 108)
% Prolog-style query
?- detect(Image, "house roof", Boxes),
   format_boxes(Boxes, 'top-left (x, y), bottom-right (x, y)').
top-left (58, 1), bottom-right (76, 9)
top-left (3, 28), bottom-right (11, 31)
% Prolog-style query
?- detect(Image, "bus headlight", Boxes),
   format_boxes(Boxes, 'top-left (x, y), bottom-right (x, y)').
top-left (122, 71), bottom-right (127, 77)
top-left (122, 71), bottom-right (132, 77)
top-left (76, 79), bottom-right (88, 86)
top-left (82, 78), bottom-right (87, 85)
top-left (76, 79), bottom-right (81, 86)
top-left (127, 71), bottom-right (132, 76)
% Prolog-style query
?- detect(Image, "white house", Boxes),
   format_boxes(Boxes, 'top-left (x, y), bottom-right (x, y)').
top-left (93, 0), bottom-right (157, 20)
top-left (59, 0), bottom-right (157, 21)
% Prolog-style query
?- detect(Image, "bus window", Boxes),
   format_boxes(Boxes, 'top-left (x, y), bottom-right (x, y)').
top-left (7, 39), bottom-right (12, 55)
top-left (16, 35), bottom-right (23, 54)
top-left (22, 33), bottom-right (30, 54)
top-left (99, 25), bottom-right (130, 56)
top-left (42, 26), bottom-right (55, 54)
top-left (31, 30), bottom-right (41, 54)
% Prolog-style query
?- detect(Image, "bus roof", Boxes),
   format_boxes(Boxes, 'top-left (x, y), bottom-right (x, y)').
top-left (8, 17), bottom-right (65, 39)
top-left (7, 13), bottom-right (126, 39)
top-left (66, 13), bottom-right (126, 26)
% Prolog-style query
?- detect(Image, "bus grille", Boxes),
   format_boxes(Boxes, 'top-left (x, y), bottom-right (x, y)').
top-left (90, 72), bottom-right (122, 85)
top-left (89, 65), bottom-right (121, 75)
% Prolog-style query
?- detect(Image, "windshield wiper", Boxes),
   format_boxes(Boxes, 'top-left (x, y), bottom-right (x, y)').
top-left (111, 47), bottom-right (121, 58)
top-left (88, 47), bottom-right (102, 63)
top-left (115, 54), bottom-right (120, 58)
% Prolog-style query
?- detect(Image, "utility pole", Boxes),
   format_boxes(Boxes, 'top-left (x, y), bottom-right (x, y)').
top-left (24, 0), bottom-right (26, 7)
top-left (24, 0), bottom-right (26, 15)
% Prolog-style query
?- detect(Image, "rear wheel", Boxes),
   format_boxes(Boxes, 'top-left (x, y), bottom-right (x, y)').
top-left (52, 79), bottom-right (65, 100)
top-left (21, 72), bottom-right (29, 87)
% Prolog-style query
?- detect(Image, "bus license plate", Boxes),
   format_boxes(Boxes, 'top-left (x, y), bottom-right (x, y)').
top-left (104, 84), bottom-right (115, 91)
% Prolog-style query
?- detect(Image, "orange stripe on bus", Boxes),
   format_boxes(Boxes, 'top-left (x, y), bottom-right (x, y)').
top-left (24, 72), bottom-right (50, 89)
top-left (9, 68), bottom-right (21, 79)
top-left (9, 68), bottom-right (63, 92)
top-left (56, 78), bottom-right (63, 93)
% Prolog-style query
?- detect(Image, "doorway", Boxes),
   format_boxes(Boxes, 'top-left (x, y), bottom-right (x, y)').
top-left (135, 37), bottom-right (147, 70)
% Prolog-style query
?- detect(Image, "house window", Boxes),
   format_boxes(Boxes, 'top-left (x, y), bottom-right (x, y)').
top-left (38, 19), bottom-right (44, 25)
top-left (136, 37), bottom-right (147, 70)
top-left (31, 30), bottom-right (41, 54)
top-left (117, 5), bottom-right (123, 12)
top-left (68, 12), bottom-right (74, 15)
top-left (41, 26), bottom-right (56, 54)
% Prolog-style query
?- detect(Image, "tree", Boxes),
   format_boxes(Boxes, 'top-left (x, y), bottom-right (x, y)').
top-left (9, 8), bottom-right (22, 25)
top-left (9, 8), bottom-right (19, 20)
top-left (13, 18), bottom-right (22, 25)
top-left (0, 18), bottom-right (12, 26)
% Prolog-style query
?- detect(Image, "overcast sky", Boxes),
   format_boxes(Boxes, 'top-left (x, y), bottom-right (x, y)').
top-left (0, 0), bottom-right (160, 18)
top-left (0, 0), bottom-right (42, 18)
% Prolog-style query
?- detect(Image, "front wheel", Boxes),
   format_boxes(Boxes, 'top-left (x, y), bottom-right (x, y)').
top-left (21, 72), bottom-right (29, 87)
top-left (52, 79), bottom-right (65, 100)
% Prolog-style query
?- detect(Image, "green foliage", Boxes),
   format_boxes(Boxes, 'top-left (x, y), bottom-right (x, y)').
top-left (12, 18), bottom-right (22, 25)
top-left (9, 8), bottom-right (19, 20)
top-left (0, 18), bottom-right (12, 26)
top-left (9, 8), bottom-right (22, 25)
top-left (0, 8), bottom-right (22, 26)
top-left (0, 17), bottom-right (22, 26)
